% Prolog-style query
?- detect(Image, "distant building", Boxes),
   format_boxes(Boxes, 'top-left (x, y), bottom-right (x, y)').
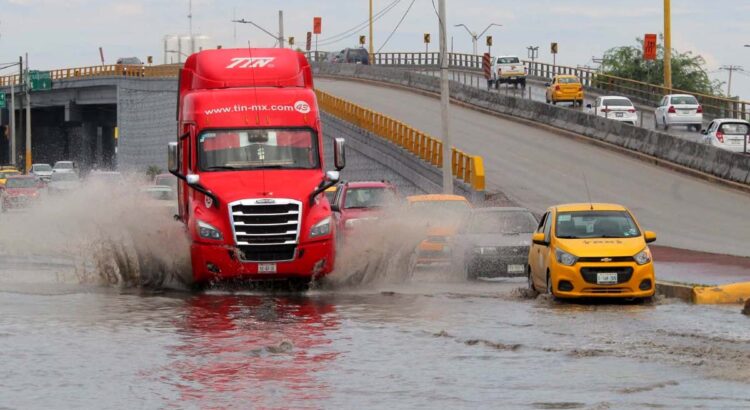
top-left (163, 34), bottom-right (215, 64)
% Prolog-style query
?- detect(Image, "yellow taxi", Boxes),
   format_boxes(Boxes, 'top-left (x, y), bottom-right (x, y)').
top-left (527, 203), bottom-right (656, 300)
top-left (407, 194), bottom-right (471, 265)
top-left (0, 167), bottom-right (21, 188)
top-left (545, 75), bottom-right (584, 106)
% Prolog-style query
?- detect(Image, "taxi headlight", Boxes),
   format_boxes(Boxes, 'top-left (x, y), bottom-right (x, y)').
top-left (197, 220), bottom-right (223, 240)
top-left (310, 217), bottom-right (332, 238)
top-left (555, 248), bottom-right (578, 266)
top-left (634, 248), bottom-right (652, 265)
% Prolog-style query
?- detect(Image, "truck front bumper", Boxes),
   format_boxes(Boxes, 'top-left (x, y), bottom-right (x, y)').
top-left (191, 240), bottom-right (335, 283)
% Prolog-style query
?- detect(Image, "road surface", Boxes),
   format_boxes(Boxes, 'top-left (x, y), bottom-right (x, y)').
top-left (316, 78), bottom-right (750, 259)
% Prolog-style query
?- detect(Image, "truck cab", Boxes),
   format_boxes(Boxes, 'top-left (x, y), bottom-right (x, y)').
top-left (168, 48), bottom-right (345, 286)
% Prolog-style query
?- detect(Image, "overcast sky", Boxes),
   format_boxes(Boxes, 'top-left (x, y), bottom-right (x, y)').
top-left (2, 0), bottom-right (749, 99)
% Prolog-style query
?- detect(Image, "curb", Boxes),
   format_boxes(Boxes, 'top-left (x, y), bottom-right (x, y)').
top-left (656, 281), bottom-right (696, 303)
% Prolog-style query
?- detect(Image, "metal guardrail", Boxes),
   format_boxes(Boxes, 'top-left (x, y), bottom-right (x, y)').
top-left (0, 64), bottom-right (181, 87)
top-left (315, 89), bottom-right (485, 191)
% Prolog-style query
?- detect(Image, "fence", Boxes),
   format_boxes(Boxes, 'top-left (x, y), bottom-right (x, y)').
top-left (0, 64), bottom-right (181, 87)
top-left (315, 89), bottom-right (485, 191)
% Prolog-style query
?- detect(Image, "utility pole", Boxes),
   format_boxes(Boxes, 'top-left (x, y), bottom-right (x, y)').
top-left (188, 0), bottom-right (194, 54)
top-left (369, 0), bottom-right (374, 57)
top-left (278, 10), bottom-right (284, 48)
top-left (663, 0), bottom-right (672, 90)
top-left (24, 53), bottom-right (31, 172)
top-left (10, 80), bottom-right (15, 166)
top-left (439, 0), bottom-right (452, 194)
top-left (720, 65), bottom-right (744, 97)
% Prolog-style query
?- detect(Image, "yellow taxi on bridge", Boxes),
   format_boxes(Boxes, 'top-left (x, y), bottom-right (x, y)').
top-left (527, 203), bottom-right (656, 300)
top-left (407, 194), bottom-right (471, 266)
top-left (545, 75), bottom-right (584, 106)
top-left (0, 167), bottom-right (21, 188)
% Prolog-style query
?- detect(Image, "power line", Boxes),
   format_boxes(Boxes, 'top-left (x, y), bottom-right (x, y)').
top-left (720, 64), bottom-right (744, 96)
top-left (316, 0), bottom-right (402, 47)
top-left (377, 0), bottom-right (416, 53)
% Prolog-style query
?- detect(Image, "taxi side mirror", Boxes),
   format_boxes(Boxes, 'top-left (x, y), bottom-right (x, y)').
top-left (532, 232), bottom-right (548, 246)
top-left (644, 231), bottom-right (657, 243)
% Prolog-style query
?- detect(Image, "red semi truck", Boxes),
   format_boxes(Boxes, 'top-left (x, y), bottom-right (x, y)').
top-left (168, 48), bottom-right (345, 287)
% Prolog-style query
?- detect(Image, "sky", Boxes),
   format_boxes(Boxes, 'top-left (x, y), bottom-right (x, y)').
top-left (1, 0), bottom-right (749, 99)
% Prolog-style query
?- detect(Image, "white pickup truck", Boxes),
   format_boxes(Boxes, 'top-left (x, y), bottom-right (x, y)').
top-left (489, 55), bottom-right (527, 89)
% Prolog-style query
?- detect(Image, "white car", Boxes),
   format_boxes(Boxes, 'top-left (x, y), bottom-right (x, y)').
top-left (701, 119), bottom-right (749, 153)
top-left (30, 163), bottom-right (53, 181)
top-left (53, 160), bottom-right (79, 175)
top-left (654, 94), bottom-right (703, 131)
top-left (587, 96), bottom-right (638, 125)
top-left (489, 55), bottom-right (526, 89)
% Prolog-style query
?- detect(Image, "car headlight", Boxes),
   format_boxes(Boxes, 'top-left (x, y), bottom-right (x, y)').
top-left (473, 246), bottom-right (499, 255)
top-left (197, 220), bottom-right (223, 240)
top-left (310, 217), bottom-right (332, 238)
top-left (634, 248), bottom-right (652, 265)
top-left (555, 248), bottom-right (578, 266)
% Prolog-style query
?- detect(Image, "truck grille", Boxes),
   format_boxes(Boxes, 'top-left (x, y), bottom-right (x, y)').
top-left (229, 199), bottom-right (302, 262)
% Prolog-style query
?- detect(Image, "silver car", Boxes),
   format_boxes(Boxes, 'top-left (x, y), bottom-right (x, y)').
top-left (654, 94), bottom-right (703, 131)
top-left (701, 119), bottom-right (749, 153)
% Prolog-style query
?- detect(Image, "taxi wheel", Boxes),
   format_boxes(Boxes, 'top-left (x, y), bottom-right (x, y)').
top-left (552, 100), bottom-right (557, 105)
top-left (527, 268), bottom-right (536, 292)
top-left (546, 272), bottom-right (556, 298)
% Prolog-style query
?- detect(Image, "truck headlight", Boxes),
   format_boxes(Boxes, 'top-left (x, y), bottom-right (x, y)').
top-left (634, 248), bottom-right (652, 265)
top-left (310, 217), bottom-right (332, 238)
top-left (197, 220), bottom-right (223, 240)
top-left (555, 248), bottom-right (578, 266)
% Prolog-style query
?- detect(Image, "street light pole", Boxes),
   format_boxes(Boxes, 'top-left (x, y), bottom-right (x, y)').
top-left (663, 0), bottom-right (672, 90)
top-left (278, 10), bottom-right (285, 48)
top-left (233, 11), bottom-right (285, 48)
top-left (24, 53), bottom-right (31, 172)
top-left (454, 23), bottom-right (501, 55)
top-left (439, 0), bottom-right (452, 194)
top-left (369, 0), bottom-right (374, 57)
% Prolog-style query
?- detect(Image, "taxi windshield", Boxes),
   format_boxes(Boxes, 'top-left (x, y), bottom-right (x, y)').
top-left (556, 211), bottom-right (641, 239)
top-left (199, 128), bottom-right (319, 171)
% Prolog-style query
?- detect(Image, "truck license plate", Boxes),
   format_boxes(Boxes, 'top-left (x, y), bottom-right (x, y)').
top-left (507, 264), bottom-right (525, 274)
top-left (258, 263), bottom-right (277, 274)
top-left (597, 273), bottom-right (618, 285)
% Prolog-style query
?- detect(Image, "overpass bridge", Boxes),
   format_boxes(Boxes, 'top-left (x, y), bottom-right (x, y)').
top-left (1, 54), bottom-right (749, 257)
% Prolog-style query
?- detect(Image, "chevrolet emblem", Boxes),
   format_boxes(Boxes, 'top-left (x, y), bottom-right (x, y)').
top-left (601, 257), bottom-right (613, 262)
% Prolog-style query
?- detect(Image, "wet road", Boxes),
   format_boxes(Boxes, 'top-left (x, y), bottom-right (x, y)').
top-left (3, 263), bottom-right (750, 409)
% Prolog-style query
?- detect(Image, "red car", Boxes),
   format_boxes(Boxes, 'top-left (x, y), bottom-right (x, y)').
top-left (331, 181), bottom-right (398, 240)
top-left (1, 175), bottom-right (44, 212)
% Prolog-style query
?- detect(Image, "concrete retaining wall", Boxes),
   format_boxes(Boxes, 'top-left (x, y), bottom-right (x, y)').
top-left (314, 63), bottom-right (750, 186)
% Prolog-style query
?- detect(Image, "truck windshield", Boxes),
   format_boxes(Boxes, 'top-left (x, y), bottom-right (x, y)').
top-left (199, 129), bottom-right (319, 170)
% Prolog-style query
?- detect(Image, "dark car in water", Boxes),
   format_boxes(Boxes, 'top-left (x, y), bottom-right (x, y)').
top-left (451, 207), bottom-right (538, 279)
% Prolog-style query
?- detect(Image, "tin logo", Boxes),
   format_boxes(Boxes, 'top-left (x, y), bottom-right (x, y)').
top-left (256, 198), bottom-right (276, 204)
top-left (294, 101), bottom-right (311, 114)
top-left (225, 57), bottom-right (275, 69)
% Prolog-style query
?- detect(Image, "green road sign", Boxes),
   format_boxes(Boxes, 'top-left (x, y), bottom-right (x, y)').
top-left (28, 70), bottom-right (52, 91)
top-left (0, 93), bottom-right (5, 108)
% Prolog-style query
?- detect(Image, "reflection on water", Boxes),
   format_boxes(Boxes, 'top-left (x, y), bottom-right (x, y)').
top-left (165, 294), bottom-right (339, 407)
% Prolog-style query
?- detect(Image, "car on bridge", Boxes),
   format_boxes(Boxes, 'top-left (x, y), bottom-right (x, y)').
top-left (450, 207), bottom-right (538, 279)
top-left (406, 194), bottom-right (472, 268)
top-left (700, 119), bottom-right (749, 153)
top-left (586, 96), bottom-right (638, 125)
top-left (527, 203), bottom-right (656, 300)
top-left (331, 180), bottom-right (398, 241)
top-left (1, 175), bottom-right (43, 212)
top-left (332, 48), bottom-right (370, 65)
top-left (489, 55), bottom-right (527, 89)
top-left (545, 75), bottom-right (584, 106)
top-left (654, 94), bottom-right (703, 131)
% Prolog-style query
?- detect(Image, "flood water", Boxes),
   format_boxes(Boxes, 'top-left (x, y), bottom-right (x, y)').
top-left (2, 186), bottom-right (750, 409)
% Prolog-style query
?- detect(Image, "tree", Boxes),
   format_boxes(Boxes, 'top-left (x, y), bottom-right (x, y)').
top-left (145, 165), bottom-right (162, 181)
top-left (600, 36), bottom-right (723, 96)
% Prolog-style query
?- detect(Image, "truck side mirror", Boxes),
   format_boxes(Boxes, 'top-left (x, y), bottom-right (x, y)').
top-left (334, 138), bottom-right (346, 171)
top-left (167, 142), bottom-right (178, 173)
top-left (326, 170), bottom-right (340, 184)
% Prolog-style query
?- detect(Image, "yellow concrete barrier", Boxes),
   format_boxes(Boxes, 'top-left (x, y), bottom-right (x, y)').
top-left (693, 282), bottom-right (750, 305)
top-left (315, 89), bottom-right (485, 191)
